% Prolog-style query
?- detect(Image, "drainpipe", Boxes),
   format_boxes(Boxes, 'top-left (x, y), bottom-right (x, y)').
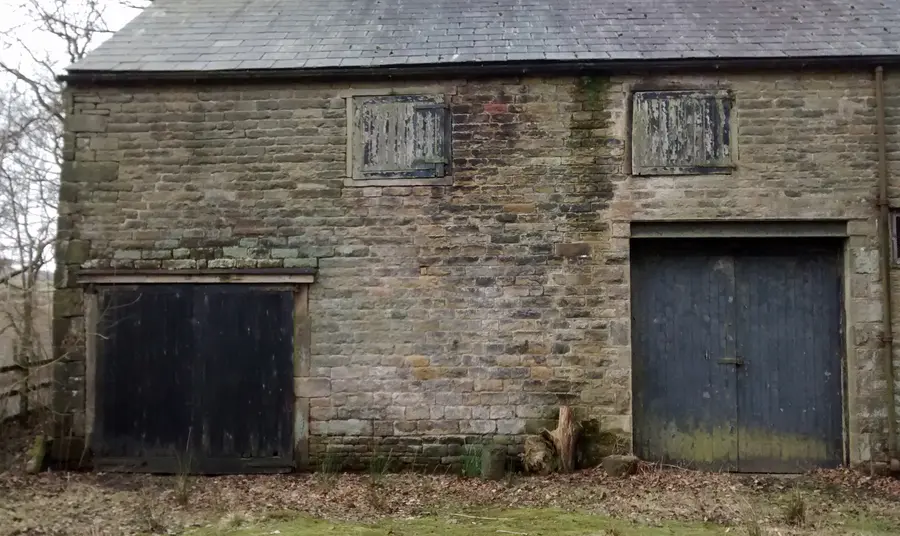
top-left (875, 65), bottom-right (898, 466)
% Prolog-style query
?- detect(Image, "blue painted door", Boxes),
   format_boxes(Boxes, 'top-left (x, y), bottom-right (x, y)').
top-left (632, 239), bottom-right (843, 472)
top-left (734, 246), bottom-right (843, 472)
top-left (632, 244), bottom-right (739, 470)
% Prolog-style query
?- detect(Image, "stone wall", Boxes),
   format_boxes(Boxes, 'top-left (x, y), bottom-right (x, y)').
top-left (55, 68), bottom-right (900, 468)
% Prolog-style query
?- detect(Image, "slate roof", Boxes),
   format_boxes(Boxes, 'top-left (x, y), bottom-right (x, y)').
top-left (69, 0), bottom-right (900, 73)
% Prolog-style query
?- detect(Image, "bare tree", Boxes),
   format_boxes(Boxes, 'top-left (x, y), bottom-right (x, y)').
top-left (0, 0), bottom-right (148, 421)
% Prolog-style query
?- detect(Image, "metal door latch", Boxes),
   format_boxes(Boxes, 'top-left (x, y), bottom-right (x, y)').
top-left (717, 357), bottom-right (745, 366)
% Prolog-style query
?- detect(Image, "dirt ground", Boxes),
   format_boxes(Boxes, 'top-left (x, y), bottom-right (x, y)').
top-left (2, 425), bottom-right (900, 535)
top-left (2, 463), bottom-right (900, 535)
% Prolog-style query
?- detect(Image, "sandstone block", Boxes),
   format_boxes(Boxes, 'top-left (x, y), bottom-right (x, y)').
top-left (295, 378), bottom-right (331, 398)
top-left (602, 454), bottom-right (638, 478)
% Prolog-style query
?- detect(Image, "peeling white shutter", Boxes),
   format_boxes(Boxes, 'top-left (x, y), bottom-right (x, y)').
top-left (354, 95), bottom-right (450, 179)
top-left (632, 90), bottom-right (733, 175)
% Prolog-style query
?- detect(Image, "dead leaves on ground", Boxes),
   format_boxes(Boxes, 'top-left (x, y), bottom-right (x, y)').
top-left (0, 466), bottom-right (899, 536)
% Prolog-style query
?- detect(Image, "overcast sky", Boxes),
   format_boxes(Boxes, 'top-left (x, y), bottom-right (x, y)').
top-left (0, 1), bottom-right (144, 270)
top-left (1, 0), bottom-right (143, 78)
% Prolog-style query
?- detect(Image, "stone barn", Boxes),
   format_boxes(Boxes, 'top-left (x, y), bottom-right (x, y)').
top-left (53, 0), bottom-right (900, 474)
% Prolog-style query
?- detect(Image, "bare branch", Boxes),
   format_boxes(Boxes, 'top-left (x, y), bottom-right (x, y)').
top-left (0, 0), bottom-right (153, 420)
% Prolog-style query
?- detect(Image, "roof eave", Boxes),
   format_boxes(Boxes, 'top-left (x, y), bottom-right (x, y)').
top-left (58, 55), bottom-right (900, 85)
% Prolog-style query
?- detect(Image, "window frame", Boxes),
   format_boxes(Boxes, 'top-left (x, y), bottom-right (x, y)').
top-left (630, 88), bottom-right (736, 176)
top-left (342, 87), bottom-right (455, 187)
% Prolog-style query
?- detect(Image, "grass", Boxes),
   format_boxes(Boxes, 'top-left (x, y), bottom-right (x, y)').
top-left (173, 439), bottom-right (195, 506)
top-left (368, 449), bottom-right (394, 480)
top-left (184, 506), bottom-right (900, 536)
top-left (783, 490), bottom-right (806, 526)
top-left (134, 501), bottom-right (167, 534)
top-left (187, 508), bottom-right (746, 536)
top-left (744, 520), bottom-right (763, 536)
top-left (461, 441), bottom-right (483, 478)
top-left (313, 451), bottom-right (343, 491)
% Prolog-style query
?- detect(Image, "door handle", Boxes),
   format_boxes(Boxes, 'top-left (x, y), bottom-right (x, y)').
top-left (717, 357), bottom-right (745, 366)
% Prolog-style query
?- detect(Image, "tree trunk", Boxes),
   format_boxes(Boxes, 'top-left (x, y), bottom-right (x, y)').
top-left (15, 268), bottom-right (36, 419)
top-left (540, 406), bottom-right (579, 473)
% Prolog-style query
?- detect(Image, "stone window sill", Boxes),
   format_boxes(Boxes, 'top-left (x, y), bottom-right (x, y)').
top-left (343, 176), bottom-right (453, 187)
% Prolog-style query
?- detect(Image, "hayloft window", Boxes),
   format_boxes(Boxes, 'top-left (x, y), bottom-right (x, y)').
top-left (349, 94), bottom-right (451, 184)
top-left (631, 90), bottom-right (733, 175)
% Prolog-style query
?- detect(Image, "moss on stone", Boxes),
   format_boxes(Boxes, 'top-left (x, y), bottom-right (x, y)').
top-left (566, 75), bottom-right (615, 215)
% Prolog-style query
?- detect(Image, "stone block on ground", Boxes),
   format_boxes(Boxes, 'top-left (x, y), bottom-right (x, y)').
top-left (26, 435), bottom-right (47, 474)
top-left (602, 454), bottom-right (638, 478)
top-left (481, 444), bottom-right (506, 480)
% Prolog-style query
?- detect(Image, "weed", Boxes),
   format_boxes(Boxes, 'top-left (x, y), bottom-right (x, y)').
top-left (172, 433), bottom-right (194, 506)
top-left (366, 479), bottom-right (387, 512)
top-left (744, 519), bottom-right (764, 536)
top-left (461, 441), bottom-right (483, 478)
top-left (369, 449), bottom-right (394, 480)
top-left (314, 450), bottom-right (343, 492)
top-left (266, 509), bottom-right (299, 522)
top-left (741, 501), bottom-right (765, 536)
top-left (318, 450), bottom-right (342, 474)
top-left (134, 501), bottom-right (166, 534)
top-left (410, 445), bottom-right (420, 471)
top-left (217, 512), bottom-right (246, 530)
top-left (783, 490), bottom-right (806, 526)
top-left (364, 450), bottom-right (393, 511)
top-left (173, 469), bottom-right (192, 507)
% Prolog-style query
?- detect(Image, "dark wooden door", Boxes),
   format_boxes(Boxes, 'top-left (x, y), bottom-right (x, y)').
top-left (631, 239), bottom-right (843, 473)
top-left (735, 246), bottom-right (843, 472)
top-left (632, 248), bottom-right (739, 470)
top-left (93, 285), bottom-right (198, 465)
top-left (93, 285), bottom-right (295, 474)
top-left (194, 287), bottom-right (294, 471)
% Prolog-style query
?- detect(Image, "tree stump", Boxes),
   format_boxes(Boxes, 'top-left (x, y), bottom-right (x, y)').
top-left (540, 406), bottom-right (579, 473)
top-left (523, 435), bottom-right (555, 475)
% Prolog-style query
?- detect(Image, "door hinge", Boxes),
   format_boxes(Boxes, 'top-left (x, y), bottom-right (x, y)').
top-left (717, 357), bottom-right (745, 366)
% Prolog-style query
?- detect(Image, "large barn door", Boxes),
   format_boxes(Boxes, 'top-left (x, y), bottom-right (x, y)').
top-left (92, 284), bottom-right (295, 474)
top-left (631, 246), bottom-right (739, 470)
top-left (631, 238), bottom-right (844, 473)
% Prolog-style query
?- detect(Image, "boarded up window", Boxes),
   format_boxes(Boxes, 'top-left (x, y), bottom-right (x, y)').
top-left (631, 90), bottom-right (733, 175)
top-left (352, 94), bottom-right (450, 179)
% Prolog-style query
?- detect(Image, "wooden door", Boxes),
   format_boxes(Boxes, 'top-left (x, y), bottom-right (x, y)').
top-left (92, 284), bottom-right (295, 474)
